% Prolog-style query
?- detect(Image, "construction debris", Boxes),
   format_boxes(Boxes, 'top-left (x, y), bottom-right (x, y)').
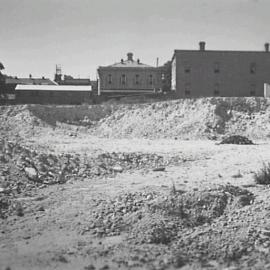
top-left (220, 135), bottom-right (254, 145)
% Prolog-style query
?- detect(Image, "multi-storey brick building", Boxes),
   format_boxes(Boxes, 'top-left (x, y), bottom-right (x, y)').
top-left (97, 53), bottom-right (162, 96)
top-left (171, 42), bottom-right (270, 97)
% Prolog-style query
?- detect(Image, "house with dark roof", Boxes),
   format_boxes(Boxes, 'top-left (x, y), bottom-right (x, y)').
top-left (97, 53), bottom-right (162, 96)
top-left (0, 75), bottom-right (57, 104)
top-left (5, 76), bottom-right (57, 86)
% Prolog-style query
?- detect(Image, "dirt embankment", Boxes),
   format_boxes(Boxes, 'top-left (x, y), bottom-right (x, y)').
top-left (1, 97), bottom-right (270, 141)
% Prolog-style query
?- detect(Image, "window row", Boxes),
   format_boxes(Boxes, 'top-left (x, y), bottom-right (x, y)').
top-left (184, 83), bottom-right (257, 96)
top-left (183, 62), bottom-right (257, 74)
top-left (107, 74), bottom-right (154, 85)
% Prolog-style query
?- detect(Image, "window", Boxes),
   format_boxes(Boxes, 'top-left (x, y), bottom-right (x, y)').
top-left (135, 74), bottom-right (140, 85)
top-left (214, 62), bottom-right (220, 73)
top-left (108, 74), bottom-right (112, 84)
top-left (184, 62), bottom-right (191, 73)
top-left (184, 83), bottom-right (191, 96)
top-left (149, 74), bottom-right (153, 85)
top-left (250, 83), bottom-right (256, 96)
top-left (250, 62), bottom-right (256, 74)
top-left (161, 73), bottom-right (165, 81)
top-left (121, 74), bottom-right (126, 85)
top-left (214, 83), bottom-right (220, 96)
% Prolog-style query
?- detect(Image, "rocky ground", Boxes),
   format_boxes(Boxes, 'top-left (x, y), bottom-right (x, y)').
top-left (1, 98), bottom-right (270, 270)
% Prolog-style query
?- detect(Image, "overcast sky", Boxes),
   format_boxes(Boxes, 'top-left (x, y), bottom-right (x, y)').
top-left (0, 0), bottom-right (269, 79)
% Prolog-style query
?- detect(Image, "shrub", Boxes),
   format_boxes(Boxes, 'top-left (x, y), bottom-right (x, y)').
top-left (254, 163), bottom-right (270, 185)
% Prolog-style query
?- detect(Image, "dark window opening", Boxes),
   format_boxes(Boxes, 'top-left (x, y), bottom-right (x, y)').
top-left (214, 62), bottom-right (220, 73)
top-left (149, 74), bottom-right (153, 85)
top-left (250, 83), bottom-right (256, 96)
top-left (184, 83), bottom-right (191, 96)
top-left (214, 83), bottom-right (220, 96)
top-left (135, 74), bottom-right (140, 85)
top-left (121, 74), bottom-right (126, 85)
top-left (250, 63), bottom-right (256, 74)
top-left (108, 74), bottom-right (112, 84)
top-left (184, 62), bottom-right (191, 73)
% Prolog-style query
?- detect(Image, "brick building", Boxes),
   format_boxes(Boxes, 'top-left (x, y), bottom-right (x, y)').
top-left (97, 53), bottom-right (162, 96)
top-left (171, 42), bottom-right (270, 97)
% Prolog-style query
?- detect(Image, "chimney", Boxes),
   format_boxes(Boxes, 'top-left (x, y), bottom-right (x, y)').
top-left (137, 59), bottom-right (140, 64)
top-left (265, 43), bottom-right (269, 52)
top-left (127, 52), bottom-right (133, 61)
top-left (156, 57), bottom-right (159, 67)
top-left (199, 41), bottom-right (206, 51)
top-left (121, 59), bottom-right (124, 64)
top-left (29, 74), bottom-right (32, 78)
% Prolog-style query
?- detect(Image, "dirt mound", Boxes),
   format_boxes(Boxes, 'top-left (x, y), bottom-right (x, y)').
top-left (220, 135), bottom-right (254, 145)
top-left (131, 185), bottom-right (254, 244)
top-left (82, 185), bottom-right (254, 243)
top-left (92, 97), bottom-right (270, 140)
top-left (78, 186), bottom-right (259, 268)
top-left (0, 97), bottom-right (270, 142)
top-left (1, 97), bottom-right (270, 140)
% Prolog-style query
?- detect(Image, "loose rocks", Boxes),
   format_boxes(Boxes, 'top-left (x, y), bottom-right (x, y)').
top-left (220, 135), bottom-right (254, 145)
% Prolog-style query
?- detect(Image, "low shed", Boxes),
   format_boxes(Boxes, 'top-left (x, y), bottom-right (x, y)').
top-left (15, 85), bottom-right (92, 104)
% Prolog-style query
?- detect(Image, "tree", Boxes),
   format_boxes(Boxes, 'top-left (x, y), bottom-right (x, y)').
top-left (0, 62), bottom-right (4, 70)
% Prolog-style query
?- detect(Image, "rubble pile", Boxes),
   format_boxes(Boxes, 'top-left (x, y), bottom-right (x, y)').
top-left (82, 192), bottom-right (160, 237)
top-left (82, 185), bottom-right (254, 245)
top-left (92, 97), bottom-right (270, 140)
top-left (220, 135), bottom-right (254, 145)
top-left (0, 140), bottom-right (183, 218)
top-left (1, 97), bottom-right (270, 140)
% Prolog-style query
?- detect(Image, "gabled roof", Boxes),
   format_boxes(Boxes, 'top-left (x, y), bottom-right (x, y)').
top-left (102, 52), bottom-right (154, 68)
top-left (5, 77), bottom-right (57, 85)
top-left (107, 60), bottom-right (153, 68)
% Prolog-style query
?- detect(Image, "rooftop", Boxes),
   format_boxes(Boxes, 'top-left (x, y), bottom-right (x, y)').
top-left (103, 53), bottom-right (154, 68)
top-left (5, 77), bottom-right (57, 85)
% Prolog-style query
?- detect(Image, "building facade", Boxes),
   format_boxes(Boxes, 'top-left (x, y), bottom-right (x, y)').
top-left (97, 53), bottom-right (162, 96)
top-left (15, 85), bottom-right (92, 105)
top-left (171, 42), bottom-right (270, 98)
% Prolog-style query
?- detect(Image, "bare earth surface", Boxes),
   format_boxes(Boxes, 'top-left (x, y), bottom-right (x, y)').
top-left (1, 99), bottom-right (270, 270)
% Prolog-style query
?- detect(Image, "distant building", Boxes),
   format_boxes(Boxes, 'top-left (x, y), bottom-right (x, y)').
top-left (157, 61), bottom-right (171, 92)
top-left (171, 42), bottom-right (270, 97)
top-left (97, 52), bottom-right (162, 96)
top-left (0, 75), bottom-right (56, 104)
top-left (15, 85), bottom-right (92, 104)
top-left (54, 66), bottom-right (97, 94)
top-left (5, 76), bottom-right (57, 86)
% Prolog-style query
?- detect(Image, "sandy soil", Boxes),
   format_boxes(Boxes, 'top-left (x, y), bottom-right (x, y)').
top-left (1, 101), bottom-right (270, 270)
top-left (1, 131), bottom-right (270, 270)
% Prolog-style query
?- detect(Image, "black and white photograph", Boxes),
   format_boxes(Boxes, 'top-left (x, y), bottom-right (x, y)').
top-left (1, 0), bottom-right (270, 269)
